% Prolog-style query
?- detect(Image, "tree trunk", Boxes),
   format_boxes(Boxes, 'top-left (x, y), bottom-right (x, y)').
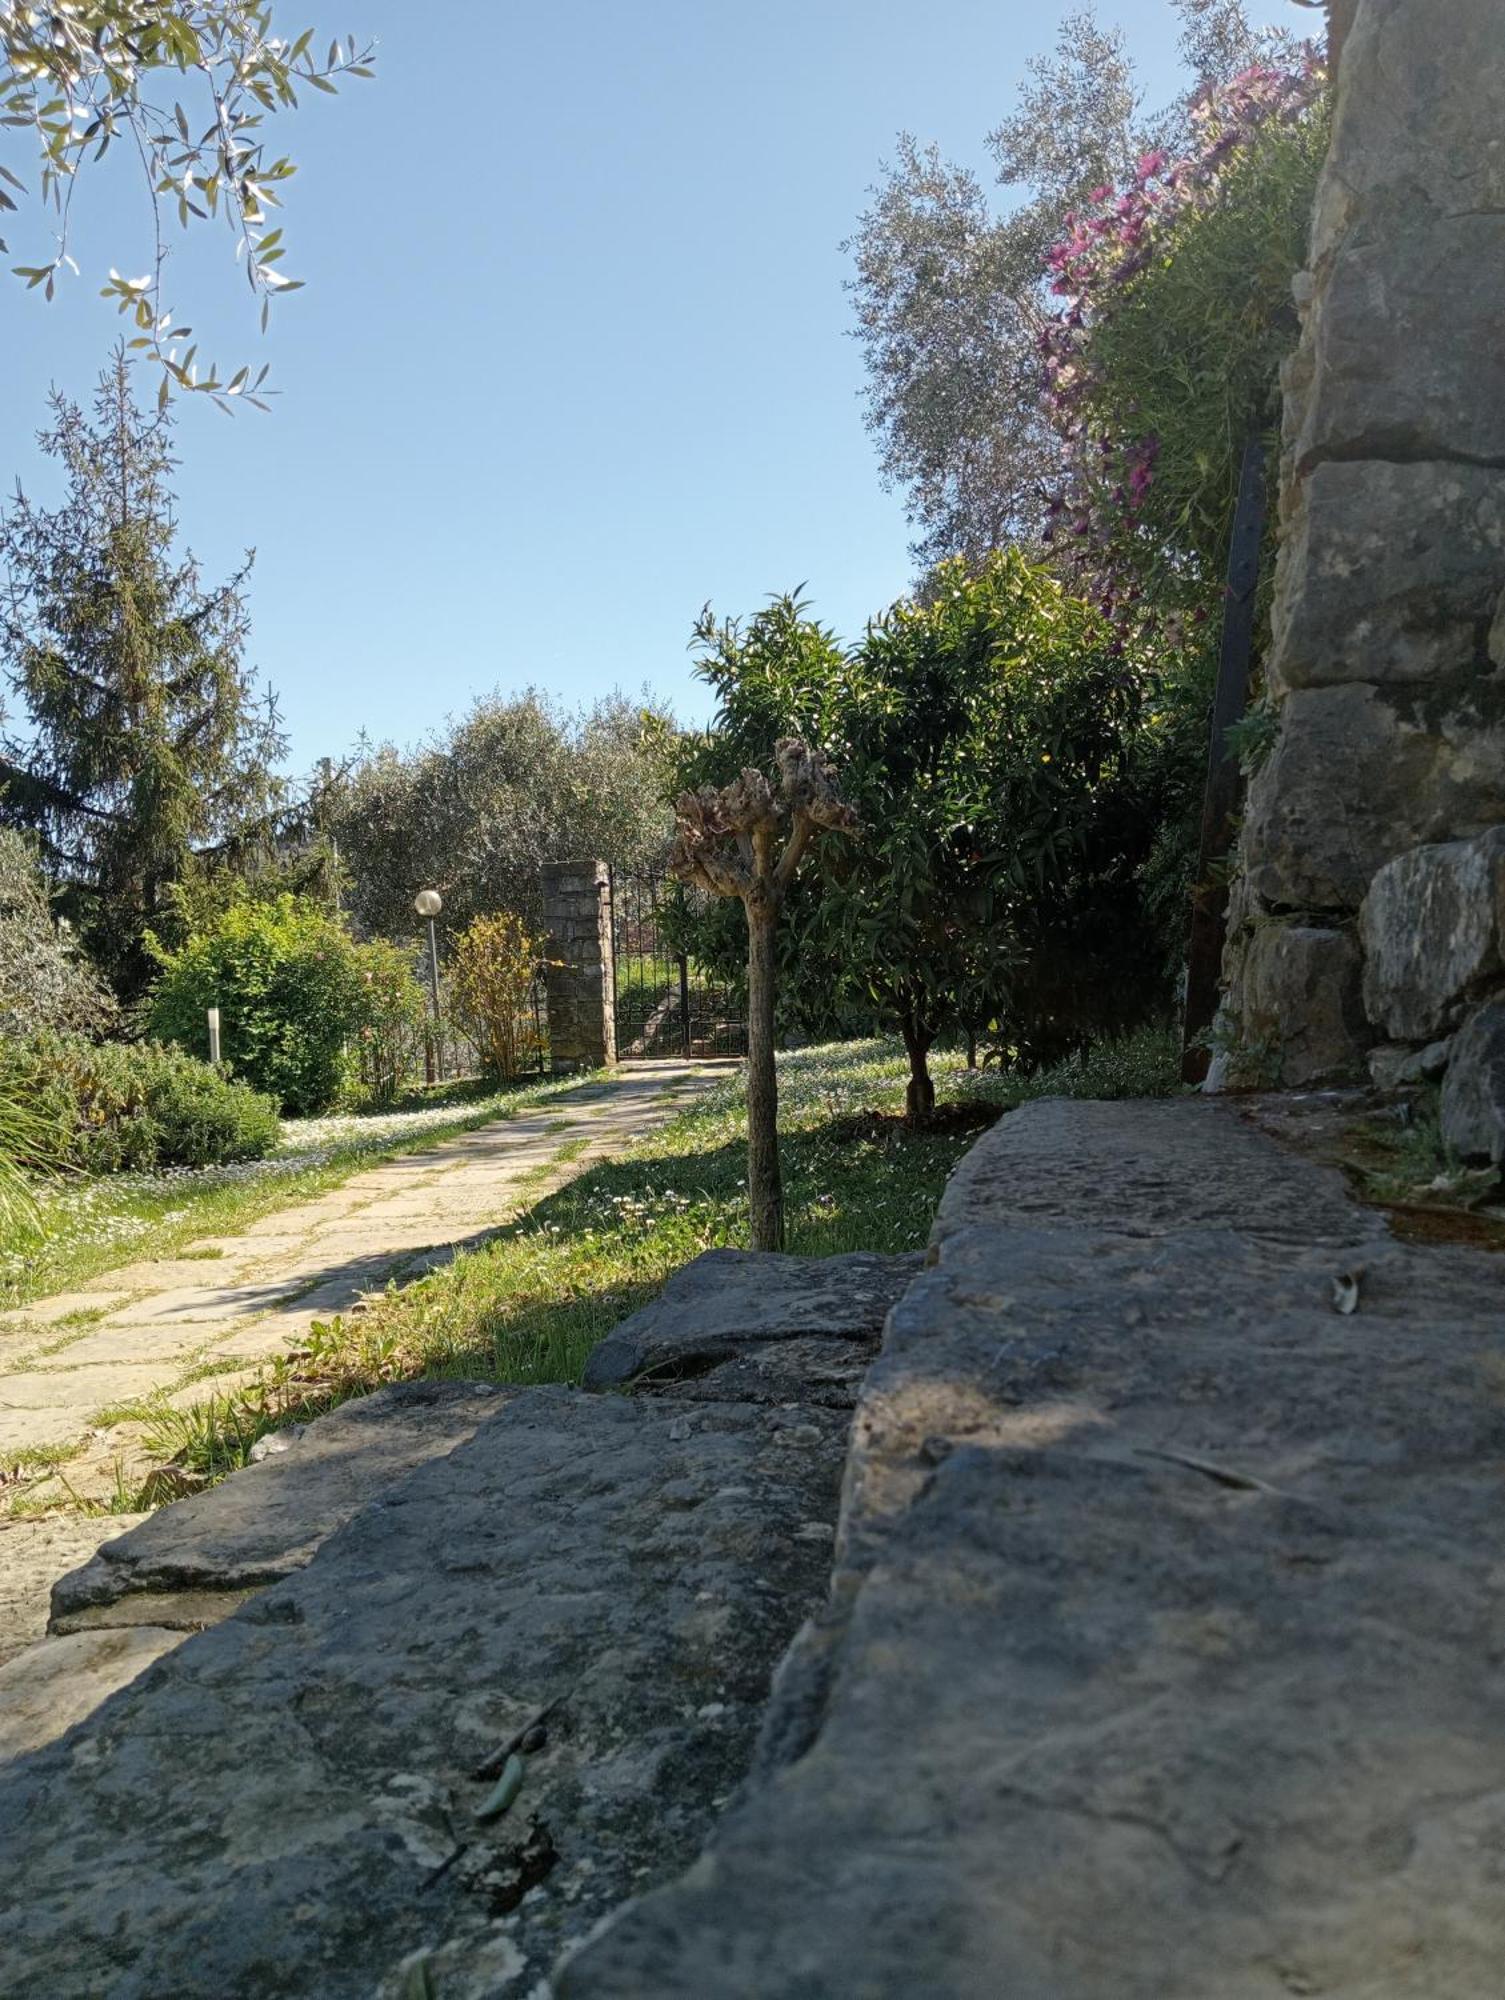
top-left (744, 893), bottom-right (784, 1251)
top-left (901, 1015), bottom-right (936, 1127)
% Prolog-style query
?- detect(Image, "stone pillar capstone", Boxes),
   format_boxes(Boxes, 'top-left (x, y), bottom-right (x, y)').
top-left (541, 860), bottom-right (617, 1074)
top-left (1213, 0), bottom-right (1505, 1149)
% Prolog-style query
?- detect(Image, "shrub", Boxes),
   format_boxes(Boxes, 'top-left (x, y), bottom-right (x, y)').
top-left (0, 1065), bottom-right (58, 1234)
top-left (0, 828), bottom-right (116, 1040)
top-left (449, 912), bottom-right (543, 1079)
top-left (352, 939), bottom-right (428, 1105)
top-left (147, 895), bottom-right (367, 1114)
top-left (1041, 57), bottom-right (1329, 619)
top-left (675, 558), bottom-right (1170, 1118)
top-left (0, 1033), bottom-right (279, 1173)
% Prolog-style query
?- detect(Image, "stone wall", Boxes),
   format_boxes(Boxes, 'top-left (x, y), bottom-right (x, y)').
top-left (541, 859), bottom-right (616, 1073)
top-left (1215, 0), bottom-right (1505, 1161)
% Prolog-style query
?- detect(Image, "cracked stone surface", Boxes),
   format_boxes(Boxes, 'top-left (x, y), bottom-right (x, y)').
top-left (0, 1381), bottom-right (848, 1998)
top-left (49, 1381), bottom-right (511, 1632)
top-left (556, 1096), bottom-right (1505, 1999)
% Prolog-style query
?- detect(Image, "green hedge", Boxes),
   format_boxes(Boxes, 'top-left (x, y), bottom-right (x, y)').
top-left (2, 1034), bottom-right (280, 1173)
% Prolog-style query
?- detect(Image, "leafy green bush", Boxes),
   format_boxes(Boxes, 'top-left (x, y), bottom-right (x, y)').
top-left (352, 938), bottom-right (429, 1105)
top-left (0, 1034), bottom-right (279, 1173)
top-left (675, 557), bottom-right (1171, 1118)
top-left (147, 895), bottom-right (367, 1114)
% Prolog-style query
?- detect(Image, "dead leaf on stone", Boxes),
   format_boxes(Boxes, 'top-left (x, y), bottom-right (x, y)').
top-left (1330, 1270), bottom-right (1363, 1315)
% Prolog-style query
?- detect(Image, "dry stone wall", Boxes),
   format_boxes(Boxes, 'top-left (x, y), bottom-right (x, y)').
top-left (1215, 0), bottom-right (1505, 1161)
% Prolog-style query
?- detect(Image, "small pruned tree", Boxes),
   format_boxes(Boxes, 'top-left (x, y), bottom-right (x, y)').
top-left (450, 912), bottom-right (542, 1081)
top-left (669, 739), bottom-right (855, 1253)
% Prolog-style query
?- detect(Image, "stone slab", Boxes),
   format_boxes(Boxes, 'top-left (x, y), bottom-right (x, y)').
top-left (0, 1383), bottom-right (847, 1998)
top-left (0, 1290), bottom-right (133, 1332)
top-left (1240, 683), bottom-right (1505, 914)
top-left (0, 1362), bottom-right (170, 1413)
top-left (582, 1248), bottom-right (921, 1389)
top-left (1294, 0), bottom-right (1505, 470)
top-left (1270, 460), bottom-right (1505, 692)
top-left (50, 1380), bottom-right (512, 1625)
top-left (558, 1097), bottom-right (1505, 1998)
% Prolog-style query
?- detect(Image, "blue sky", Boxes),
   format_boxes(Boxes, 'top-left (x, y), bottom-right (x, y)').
top-left (0, 2), bottom-right (1282, 774)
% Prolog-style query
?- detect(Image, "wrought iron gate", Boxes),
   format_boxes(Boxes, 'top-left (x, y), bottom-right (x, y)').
top-left (608, 868), bottom-right (746, 1060)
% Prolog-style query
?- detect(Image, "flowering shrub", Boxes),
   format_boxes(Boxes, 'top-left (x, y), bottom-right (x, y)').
top-left (1039, 55), bottom-right (1328, 622)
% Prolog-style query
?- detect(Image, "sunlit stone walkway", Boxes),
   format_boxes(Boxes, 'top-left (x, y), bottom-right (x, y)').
top-left (0, 1061), bottom-right (721, 1656)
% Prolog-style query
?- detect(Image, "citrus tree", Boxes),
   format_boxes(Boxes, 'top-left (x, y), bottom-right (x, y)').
top-left (677, 559), bottom-right (1168, 1123)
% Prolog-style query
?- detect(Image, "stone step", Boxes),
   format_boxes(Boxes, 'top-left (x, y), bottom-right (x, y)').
top-left (555, 1097), bottom-right (1505, 1999)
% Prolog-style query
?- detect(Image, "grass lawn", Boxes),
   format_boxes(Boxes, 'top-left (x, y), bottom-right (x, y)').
top-left (0, 1070), bottom-right (602, 1314)
top-left (129, 1031), bottom-right (1179, 1488)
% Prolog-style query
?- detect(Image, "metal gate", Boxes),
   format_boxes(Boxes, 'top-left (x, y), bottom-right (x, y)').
top-left (608, 868), bottom-right (746, 1060)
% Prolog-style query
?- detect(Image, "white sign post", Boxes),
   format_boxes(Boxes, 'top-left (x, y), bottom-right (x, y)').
top-left (207, 1007), bottom-right (222, 1066)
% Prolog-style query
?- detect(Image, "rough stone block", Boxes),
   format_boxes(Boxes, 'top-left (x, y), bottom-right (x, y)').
top-left (558, 1098), bottom-right (1505, 1999)
top-left (1295, 0), bottom-right (1505, 470)
top-left (1269, 461), bottom-right (1505, 692)
top-left (1360, 828), bottom-right (1505, 1041)
top-left (1241, 683), bottom-right (1505, 912)
top-left (1224, 921), bottom-right (1367, 1086)
top-left (1367, 1036), bottom-right (1455, 1090)
top-left (1440, 1000), bottom-right (1505, 1165)
top-left (50, 1380), bottom-right (508, 1629)
top-left (582, 1248), bottom-right (920, 1391)
top-left (0, 1385), bottom-right (846, 1999)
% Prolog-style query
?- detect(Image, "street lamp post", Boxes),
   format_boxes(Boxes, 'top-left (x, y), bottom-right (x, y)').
top-left (414, 888), bottom-right (444, 1083)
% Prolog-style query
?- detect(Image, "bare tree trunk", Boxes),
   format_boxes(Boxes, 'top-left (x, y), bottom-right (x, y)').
top-left (901, 1013), bottom-right (936, 1127)
top-left (965, 1024), bottom-right (979, 1071)
top-left (744, 890), bottom-right (783, 1251)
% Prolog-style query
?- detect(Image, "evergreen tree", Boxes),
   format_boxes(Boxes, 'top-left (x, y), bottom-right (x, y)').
top-left (0, 351), bottom-right (285, 994)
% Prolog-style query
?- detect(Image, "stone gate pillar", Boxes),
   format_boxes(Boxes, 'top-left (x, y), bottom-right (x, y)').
top-left (1214, 0), bottom-right (1505, 1146)
top-left (541, 860), bottom-right (617, 1074)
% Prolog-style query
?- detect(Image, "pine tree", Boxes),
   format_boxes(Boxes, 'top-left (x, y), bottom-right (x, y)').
top-left (0, 351), bottom-right (285, 994)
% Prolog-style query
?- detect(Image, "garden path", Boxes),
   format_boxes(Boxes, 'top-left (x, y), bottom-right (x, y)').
top-left (0, 1059), bottom-right (720, 1646)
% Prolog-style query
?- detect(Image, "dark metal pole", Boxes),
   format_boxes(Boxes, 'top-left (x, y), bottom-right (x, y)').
top-left (678, 952), bottom-right (692, 1057)
top-left (1181, 437), bottom-right (1268, 1085)
top-left (427, 914), bottom-right (445, 1083)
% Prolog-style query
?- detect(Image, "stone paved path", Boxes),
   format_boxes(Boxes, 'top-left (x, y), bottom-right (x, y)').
top-left (0, 1060), bottom-right (722, 1647)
